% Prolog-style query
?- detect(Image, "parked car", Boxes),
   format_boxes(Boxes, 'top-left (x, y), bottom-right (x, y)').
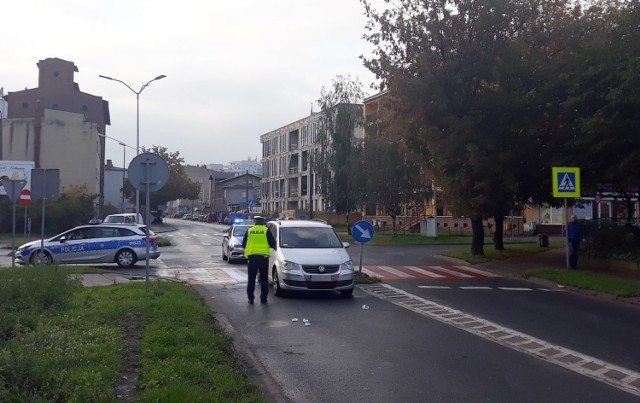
top-left (221, 222), bottom-right (253, 263)
top-left (15, 223), bottom-right (160, 268)
top-left (103, 213), bottom-right (144, 225)
top-left (266, 219), bottom-right (354, 297)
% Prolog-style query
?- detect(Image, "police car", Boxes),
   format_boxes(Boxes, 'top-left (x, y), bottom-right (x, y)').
top-left (221, 219), bottom-right (254, 263)
top-left (15, 223), bottom-right (160, 268)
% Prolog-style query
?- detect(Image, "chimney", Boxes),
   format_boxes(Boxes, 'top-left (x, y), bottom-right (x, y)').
top-left (106, 159), bottom-right (114, 168)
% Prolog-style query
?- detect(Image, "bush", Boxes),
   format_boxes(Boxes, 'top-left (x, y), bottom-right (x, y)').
top-left (583, 220), bottom-right (640, 261)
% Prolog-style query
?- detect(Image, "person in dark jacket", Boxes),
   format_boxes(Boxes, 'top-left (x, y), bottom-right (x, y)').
top-left (242, 216), bottom-right (277, 304)
top-left (567, 214), bottom-right (584, 270)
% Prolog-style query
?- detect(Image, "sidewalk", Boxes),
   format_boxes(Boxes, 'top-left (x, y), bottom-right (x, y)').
top-left (475, 242), bottom-right (640, 307)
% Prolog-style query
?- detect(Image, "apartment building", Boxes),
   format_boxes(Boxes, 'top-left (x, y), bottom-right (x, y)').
top-left (260, 108), bottom-right (363, 217)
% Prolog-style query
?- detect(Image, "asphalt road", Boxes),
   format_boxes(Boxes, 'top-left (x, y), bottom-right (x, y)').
top-left (155, 219), bottom-right (640, 402)
top-left (4, 219), bottom-right (640, 402)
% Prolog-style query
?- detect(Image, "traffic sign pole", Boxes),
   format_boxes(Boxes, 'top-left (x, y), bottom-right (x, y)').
top-left (351, 220), bottom-right (375, 274)
top-left (552, 167), bottom-right (581, 270)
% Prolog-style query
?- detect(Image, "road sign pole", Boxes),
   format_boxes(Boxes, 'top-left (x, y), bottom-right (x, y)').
top-left (11, 198), bottom-right (16, 268)
top-left (359, 243), bottom-right (364, 274)
top-left (565, 198), bottom-right (570, 270)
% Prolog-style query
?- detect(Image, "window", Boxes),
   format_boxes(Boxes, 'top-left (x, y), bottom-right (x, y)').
top-left (22, 103), bottom-right (29, 109)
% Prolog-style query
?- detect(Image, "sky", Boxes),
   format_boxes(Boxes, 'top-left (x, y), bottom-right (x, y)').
top-left (0, 0), bottom-right (388, 168)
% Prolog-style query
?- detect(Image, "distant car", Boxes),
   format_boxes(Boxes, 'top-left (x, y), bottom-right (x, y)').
top-left (221, 222), bottom-right (253, 263)
top-left (15, 223), bottom-right (160, 268)
top-left (266, 219), bottom-right (354, 297)
top-left (103, 213), bottom-right (144, 225)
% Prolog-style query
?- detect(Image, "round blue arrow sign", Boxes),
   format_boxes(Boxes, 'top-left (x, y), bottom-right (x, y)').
top-left (352, 220), bottom-right (375, 243)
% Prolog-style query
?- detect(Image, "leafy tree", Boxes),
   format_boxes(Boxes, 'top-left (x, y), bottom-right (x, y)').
top-left (364, 95), bottom-right (428, 236)
top-left (132, 146), bottom-right (200, 211)
top-left (361, 0), bottom-right (580, 254)
top-left (563, 0), bottom-right (640, 222)
top-left (314, 75), bottom-right (366, 232)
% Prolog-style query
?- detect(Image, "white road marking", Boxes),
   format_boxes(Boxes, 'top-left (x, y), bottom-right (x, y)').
top-left (360, 283), bottom-right (640, 397)
top-left (403, 266), bottom-right (446, 278)
top-left (454, 265), bottom-right (501, 277)
top-left (418, 285), bottom-right (452, 289)
top-left (429, 266), bottom-right (474, 278)
top-left (459, 286), bottom-right (493, 290)
top-left (498, 287), bottom-right (534, 291)
top-left (376, 266), bottom-right (414, 278)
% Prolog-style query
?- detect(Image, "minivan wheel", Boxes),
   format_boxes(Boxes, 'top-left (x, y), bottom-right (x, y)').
top-left (272, 269), bottom-right (283, 297)
top-left (340, 288), bottom-right (354, 297)
top-left (116, 249), bottom-right (137, 268)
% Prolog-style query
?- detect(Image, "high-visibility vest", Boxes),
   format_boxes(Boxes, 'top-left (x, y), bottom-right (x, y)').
top-left (244, 225), bottom-right (271, 257)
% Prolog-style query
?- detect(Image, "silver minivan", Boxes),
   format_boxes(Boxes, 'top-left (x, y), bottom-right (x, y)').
top-left (266, 219), bottom-right (354, 297)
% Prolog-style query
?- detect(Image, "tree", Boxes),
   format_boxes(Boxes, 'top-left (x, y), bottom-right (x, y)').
top-left (563, 1), bottom-right (640, 222)
top-left (314, 75), bottom-right (366, 233)
top-left (364, 95), bottom-right (428, 236)
top-left (133, 146), bottom-right (200, 210)
top-left (361, 0), bottom-right (581, 254)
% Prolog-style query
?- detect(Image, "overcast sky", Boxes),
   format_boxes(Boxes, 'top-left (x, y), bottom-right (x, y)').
top-left (1, 0), bottom-right (387, 168)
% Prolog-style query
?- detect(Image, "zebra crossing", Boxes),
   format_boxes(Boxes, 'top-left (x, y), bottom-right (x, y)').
top-left (154, 266), bottom-right (247, 285)
top-left (360, 264), bottom-right (500, 281)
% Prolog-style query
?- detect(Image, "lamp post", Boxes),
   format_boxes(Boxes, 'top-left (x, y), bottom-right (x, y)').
top-left (96, 133), bottom-right (136, 215)
top-left (99, 74), bottom-right (166, 219)
top-left (118, 142), bottom-right (126, 213)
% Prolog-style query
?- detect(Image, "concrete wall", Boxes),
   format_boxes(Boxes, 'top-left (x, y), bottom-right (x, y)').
top-left (2, 109), bottom-right (102, 194)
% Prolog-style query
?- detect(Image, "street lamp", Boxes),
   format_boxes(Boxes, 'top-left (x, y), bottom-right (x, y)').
top-left (118, 142), bottom-right (126, 213)
top-left (96, 133), bottom-right (136, 215)
top-left (99, 74), bottom-right (166, 219)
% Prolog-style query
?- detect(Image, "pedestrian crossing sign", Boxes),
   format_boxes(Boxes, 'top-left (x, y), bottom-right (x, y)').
top-left (552, 167), bottom-right (580, 198)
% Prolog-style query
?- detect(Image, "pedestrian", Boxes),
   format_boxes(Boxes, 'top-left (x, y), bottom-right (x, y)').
top-left (242, 216), bottom-right (277, 304)
top-left (567, 214), bottom-right (583, 270)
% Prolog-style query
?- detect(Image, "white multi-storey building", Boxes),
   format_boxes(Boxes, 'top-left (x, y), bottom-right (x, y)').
top-left (260, 108), bottom-right (363, 217)
top-left (227, 157), bottom-right (262, 176)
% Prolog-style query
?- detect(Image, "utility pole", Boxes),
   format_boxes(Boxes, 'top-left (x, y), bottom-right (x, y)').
top-left (245, 170), bottom-right (249, 214)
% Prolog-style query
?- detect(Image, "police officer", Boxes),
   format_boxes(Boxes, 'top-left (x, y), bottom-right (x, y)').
top-left (242, 216), bottom-right (276, 304)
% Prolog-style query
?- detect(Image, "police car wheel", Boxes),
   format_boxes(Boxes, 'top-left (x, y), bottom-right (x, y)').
top-left (30, 251), bottom-right (52, 265)
top-left (222, 246), bottom-right (228, 261)
top-left (116, 249), bottom-right (137, 268)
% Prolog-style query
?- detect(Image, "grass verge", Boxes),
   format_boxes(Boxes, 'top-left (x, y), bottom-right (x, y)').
top-left (521, 268), bottom-right (640, 298)
top-left (0, 267), bottom-right (266, 402)
top-left (440, 242), bottom-right (564, 264)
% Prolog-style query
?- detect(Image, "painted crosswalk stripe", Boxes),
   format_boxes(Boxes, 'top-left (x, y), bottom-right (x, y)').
top-left (454, 265), bottom-right (500, 277)
top-left (403, 266), bottom-right (446, 278)
top-left (222, 267), bottom-right (247, 282)
top-left (361, 267), bottom-right (384, 278)
top-left (429, 266), bottom-right (474, 278)
top-left (376, 266), bottom-right (414, 278)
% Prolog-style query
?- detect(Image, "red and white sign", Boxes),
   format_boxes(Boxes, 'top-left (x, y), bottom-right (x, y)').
top-left (19, 189), bottom-right (31, 206)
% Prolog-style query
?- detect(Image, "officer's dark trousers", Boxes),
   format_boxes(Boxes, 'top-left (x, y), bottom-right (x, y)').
top-left (247, 255), bottom-right (269, 302)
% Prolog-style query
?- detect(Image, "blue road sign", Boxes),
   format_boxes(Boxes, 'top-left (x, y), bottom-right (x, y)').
top-left (352, 220), bottom-right (375, 243)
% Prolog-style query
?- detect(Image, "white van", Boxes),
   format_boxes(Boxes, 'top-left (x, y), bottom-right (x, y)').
top-left (103, 213), bottom-right (144, 225)
top-left (266, 219), bottom-right (354, 297)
